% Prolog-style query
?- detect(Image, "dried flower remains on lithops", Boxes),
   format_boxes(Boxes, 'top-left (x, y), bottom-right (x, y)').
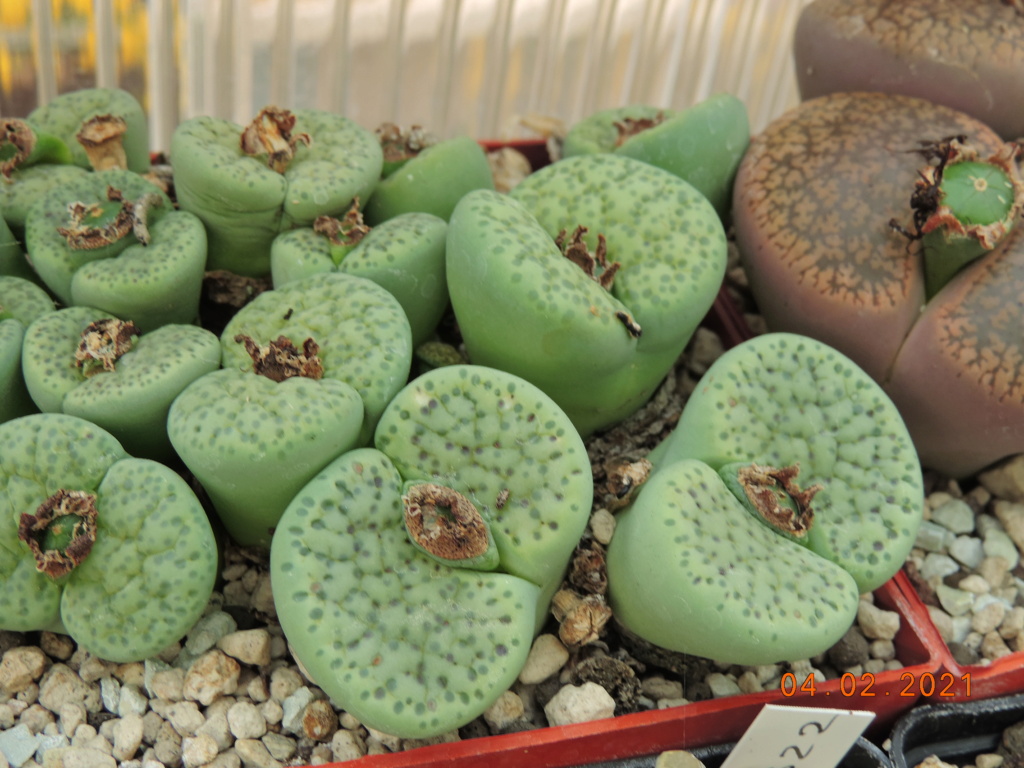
top-left (0, 413), bottom-right (218, 663)
top-left (270, 364), bottom-right (593, 738)
top-left (733, 91), bottom-right (1024, 477)
top-left (168, 271), bottom-right (411, 548)
top-left (448, 153), bottom-right (726, 437)
top-left (240, 106), bottom-right (312, 173)
top-left (607, 333), bottom-right (924, 665)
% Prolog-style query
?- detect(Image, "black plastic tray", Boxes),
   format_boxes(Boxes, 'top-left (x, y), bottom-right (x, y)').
top-left (888, 692), bottom-right (1024, 768)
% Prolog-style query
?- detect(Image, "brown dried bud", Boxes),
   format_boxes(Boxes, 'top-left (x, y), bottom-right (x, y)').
top-left (240, 106), bottom-right (311, 173)
top-left (403, 484), bottom-right (491, 563)
top-left (0, 119), bottom-right (36, 178)
top-left (568, 543), bottom-right (607, 595)
top-left (735, 462), bottom-right (821, 538)
top-left (18, 489), bottom-right (99, 579)
top-left (556, 592), bottom-right (613, 648)
top-left (376, 122), bottom-right (438, 165)
top-left (75, 318), bottom-right (140, 376)
top-left (76, 114), bottom-right (129, 171)
top-left (313, 199), bottom-right (369, 248)
top-left (56, 186), bottom-right (162, 250)
top-left (614, 112), bottom-right (666, 147)
top-left (604, 457), bottom-right (653, 510)
top-left (555, 225), bottom-right (621, 291)
top-left (235, 334), bottom-right (324, 382)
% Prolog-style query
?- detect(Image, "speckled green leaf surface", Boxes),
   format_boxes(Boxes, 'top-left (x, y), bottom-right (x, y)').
top-left (0, 277), bottom-right (54, 423)
top-left (171, 110), bottom-right (383, 276)
top-left (270, 212), bottom-right (448, 347)
top-left (653, 333), bottom-right (924, 593)
top-left (21, 306), bottom-right (221, 460)
top-left (59, 457), bottom-right (218, 662)
top-left (448, 153), bottom-right (726, 436)
top-left (271, 365), bottom-right (592, 738)
top-left (27, 87), bottom-right (150, 173)
top-left (220, 272), bottom-right (412, 445)
top-left (167, 369), bottom-right (364, 548)
top-left (607, 459), bottom-right (860, 665)
top-left (24, 169), bottom-right (205, 331)
top-left (0, 215), bottom-right (37, 282)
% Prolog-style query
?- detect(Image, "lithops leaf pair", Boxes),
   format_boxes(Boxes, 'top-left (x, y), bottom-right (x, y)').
top-left (24, 87), bottom-right (150, 173)
top-left (0, 276), bottom-right (55, 422)
top-left (270, 210), bottom-right (448, 347)
top-left (21, 306), bottom-right (220, 460)
top-left (562, 92), bottom-right (750, 222)
top-left (24, 168), bottom-right (208, 331)
top-left (733, 91), bottom-right (1024, 476)
top-left (270, 364), bottom-right (592, 738)
top-left (608, 333), bottom-right (924, 665)
top-left (794, 0), bottom-right (1024, 140)
top-left (171, 107), bottom-right (383, 277)
top-left (447, 153), bottom-right (726, 437)
top-left (0, 413), bottom-right (218, 662)
top-left (363, 126), bottom-right (495, 224)
top-left (168, 272), bottom-right (412, 548)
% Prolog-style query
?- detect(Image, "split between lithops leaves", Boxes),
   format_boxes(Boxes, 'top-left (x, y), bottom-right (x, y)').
top-left (562, 92), bottom-right (750, 222)
top-left (270, 208), bottom-right (449, 347)
top-left (447, 153), bottom-right (726, 437)
top-left (270, 364), bottom-right (592, 738)
top-left (24, 168), bottom-right (207, 331)
top-left (21, 306), bottom-right (221, 461)
top-left (171, 107), bottom-right (383, 277)
top-left (609, 333), bottom-right (924, 665)
top-left (0, 276), bottom-right (55, 423)
top-left (169, 272), bottom-right (411, 547)
top-left (0, 413), bottom-right (218, 662)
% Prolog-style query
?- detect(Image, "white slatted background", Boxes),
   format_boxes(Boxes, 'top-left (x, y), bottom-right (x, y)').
top-left (4, 0), bottom-right (812, 153)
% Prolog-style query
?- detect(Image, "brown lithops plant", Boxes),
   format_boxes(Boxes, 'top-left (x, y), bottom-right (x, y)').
top-left (734, 91), bottom-right (1022, 478)
top-left (794, 0), bottom-right (1024, 141)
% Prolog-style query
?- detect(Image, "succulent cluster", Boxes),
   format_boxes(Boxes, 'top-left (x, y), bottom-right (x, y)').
top-left (0, 82), bottom-right (931, 740)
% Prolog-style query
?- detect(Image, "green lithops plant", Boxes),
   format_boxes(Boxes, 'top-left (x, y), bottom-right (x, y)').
top-left (270, 364), bottom-right (592, 738)
top-left (734, 90), bottom-right (1024, 476)
top-left (562, 93), bottom-right (750, 221)
top-left (24, 87), bottom-right (149, 172)
top-left (0, 164), bottom-right (90, 240)
top-left (24, 168), bottom-right (207, 331)
top-left (0, 276), bottom-right (55, 423)
top-left (170, 107), bottom-right (383, 277)
top-left (447, 154), bottom-right (726, 437)
top-left (270, 208), bottom-right (448, 347)
top-left (21, 306), bottom-right (220, 460)
top-left (363, 126), bottom-right (495, 224)
top-left (169, 272), bottom-right (412, 547)
top-left (609, 333), bottom-right (924, 665)
top-left (0, 413), bottom-right (218, 662)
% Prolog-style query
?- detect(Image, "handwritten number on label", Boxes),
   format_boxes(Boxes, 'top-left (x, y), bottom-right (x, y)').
top-left (798, 715), bottom-right (838, 736)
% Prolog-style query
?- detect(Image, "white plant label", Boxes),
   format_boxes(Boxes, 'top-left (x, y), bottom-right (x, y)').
top-left (719, 704), bottom-right (875, 768)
